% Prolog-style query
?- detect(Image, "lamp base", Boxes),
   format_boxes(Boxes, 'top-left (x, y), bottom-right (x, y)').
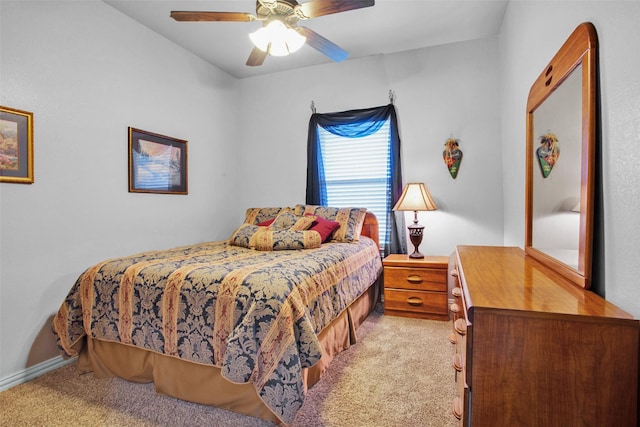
top-left (408, 223), bottom-right (425, 259)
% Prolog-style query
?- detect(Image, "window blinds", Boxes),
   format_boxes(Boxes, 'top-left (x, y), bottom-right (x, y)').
top-left (317, 119), bottom-right (392, 246)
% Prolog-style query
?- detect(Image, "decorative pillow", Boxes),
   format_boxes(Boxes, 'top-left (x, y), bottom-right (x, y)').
top-left (229, 223), bottom-right (261, 248)
top-left (269, 209), bottom-right (315, 231)
top-left (295, 205), bottom-right (367, 243)
top-left (290, 215), bottom-right (317, 231)
top-left (252, 228), bottom-right (321, 251)
top-left (306, 214), bottom-right (341, 243)
top-left (244, 207), bottom-right (287, 225)
top-left (229, 223), bottom-right (321, 251)
top-left (257, 218), bottom-right (275, 227)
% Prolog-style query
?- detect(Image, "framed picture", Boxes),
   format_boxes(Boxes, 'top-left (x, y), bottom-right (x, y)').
top-left (128, 127), bottom-right (188, 194)
top-left (1, 106), bottom-right (34, 184)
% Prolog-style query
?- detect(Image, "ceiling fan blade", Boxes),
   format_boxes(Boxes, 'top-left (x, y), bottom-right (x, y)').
top-left (246, 47), bottom-right (268, 67)
top-left (297, 0), bottom-right (374, 19)
top-left (296, 26), bottom-right (348, 62)
top-left (170, 11), bottom-right (256, 22)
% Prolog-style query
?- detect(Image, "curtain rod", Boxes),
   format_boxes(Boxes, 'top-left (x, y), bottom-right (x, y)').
top-left (310, 90), bottom-right (395, 113)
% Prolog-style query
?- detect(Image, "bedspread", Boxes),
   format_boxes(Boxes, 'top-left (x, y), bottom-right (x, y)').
top-left (52, 237), bottom-right (382, 424)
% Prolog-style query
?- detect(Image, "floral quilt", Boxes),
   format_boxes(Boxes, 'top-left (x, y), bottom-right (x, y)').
top-left (52, 237), bottom-right (382, 424)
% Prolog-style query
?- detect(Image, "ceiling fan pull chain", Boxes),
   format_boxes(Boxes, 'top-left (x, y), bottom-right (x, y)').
top-left (389, 90), bottom-right (395, 104)
top-left (310, 101), bottom-right (317, 114)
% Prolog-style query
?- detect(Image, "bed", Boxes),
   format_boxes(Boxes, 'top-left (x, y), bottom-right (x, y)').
top-left (52, 205), bottom-right (382, 425)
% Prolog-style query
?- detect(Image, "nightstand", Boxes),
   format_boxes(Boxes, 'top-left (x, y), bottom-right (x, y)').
top-left (382, 254), bottom-right (449, 320)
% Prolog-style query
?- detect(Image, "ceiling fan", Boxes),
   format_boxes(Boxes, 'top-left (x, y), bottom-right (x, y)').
top-left (170, 0), bottom-right (375, 66)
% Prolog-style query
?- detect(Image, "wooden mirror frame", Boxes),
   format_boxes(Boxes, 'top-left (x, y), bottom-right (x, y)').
top-left (525, 22), bottom-right (598, 289)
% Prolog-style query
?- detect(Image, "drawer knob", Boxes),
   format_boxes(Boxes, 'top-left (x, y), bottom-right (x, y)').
top-left (450, 269), bottom-right (459, 277)
top-left (452, 397), bottom-right (463, 420)
top-left (406, 296), bottom-right (423, 306)
top-left (452, 353), bottom-right (463, 372)
top-left (448, 332), bottom-right (457, 345)
top-left (450, 303), bottom-right (460, 314)
top-left (454, 318), bottom-right (467, 335)
top-left (452, 287), bottom-right (461, 297)
top-left (407, 275), bottom-right (423, 284)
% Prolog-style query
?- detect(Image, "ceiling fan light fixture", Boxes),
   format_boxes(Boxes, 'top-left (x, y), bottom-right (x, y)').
top-left (249, 19), bottom-right (306, 56)
top-left (173, 0), bottom-right (376, 66)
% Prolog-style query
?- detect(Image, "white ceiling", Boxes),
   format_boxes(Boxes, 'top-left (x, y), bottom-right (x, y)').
top-left (104, 0), bottom-right (509, 79)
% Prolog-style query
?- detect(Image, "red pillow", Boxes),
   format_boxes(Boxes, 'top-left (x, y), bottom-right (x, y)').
top-left (306, 214), bottom-right (341, 243)
top-left (257, 218), bottom-right (275, 226)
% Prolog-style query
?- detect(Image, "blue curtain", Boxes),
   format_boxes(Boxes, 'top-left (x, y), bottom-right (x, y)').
top-left (306, 104), bottom-right (406, 255)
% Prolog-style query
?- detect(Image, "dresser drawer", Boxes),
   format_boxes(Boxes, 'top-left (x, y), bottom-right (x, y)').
top-left (384, 288), bottom-right (448, 315)
top-left (384, 267), bottom-right (447, 291)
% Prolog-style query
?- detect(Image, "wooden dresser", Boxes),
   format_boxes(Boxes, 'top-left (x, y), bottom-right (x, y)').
top-left (382, 254), bottom-right (449, 320)
top-left (450, 245), bottom-right (639, 426)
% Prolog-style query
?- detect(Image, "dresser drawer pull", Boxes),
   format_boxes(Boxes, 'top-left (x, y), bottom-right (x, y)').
top-left (454, 318), bottom-right (467, 335)
top-left (406, 296), bottom-right (423, 306)
top-left (448, 332), bottom-right (457, 345)
top-left (452, 353), bottom-right (463, 372)
top-left (452, 287), bottom-right (461, 298)
top-left (450, 303), bottom-right (460, 314)
top-left (406, 275), bottom-right (423, 284)
top-left (452, 397), bottom-right (463, 420)
top-left (450, 269), bottom-right (459, 277)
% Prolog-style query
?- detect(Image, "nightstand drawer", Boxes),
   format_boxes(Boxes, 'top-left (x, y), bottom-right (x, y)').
top-left (384, 289), bottom-right (448, 315)
top-left (384, 267), bottom-right (447, 291)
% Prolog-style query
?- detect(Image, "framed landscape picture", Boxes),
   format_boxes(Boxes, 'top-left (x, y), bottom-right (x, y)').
top-left (1, 106), bottom-right (34, 184)
top-left (128, 127), bottom-right (188, 194)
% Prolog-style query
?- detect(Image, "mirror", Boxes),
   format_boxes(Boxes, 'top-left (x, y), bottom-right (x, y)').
top-left (525, 22), bottom-right (598, 289)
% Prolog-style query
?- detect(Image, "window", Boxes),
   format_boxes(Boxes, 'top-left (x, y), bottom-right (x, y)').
top-left (306, 104), bottom-right (405, 256)
top-left (316, 120), bottom-right (391, 248)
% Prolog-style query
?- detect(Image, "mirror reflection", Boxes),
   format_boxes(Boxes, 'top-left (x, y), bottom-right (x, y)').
top-left (531, 65), bottom-right (582, 270)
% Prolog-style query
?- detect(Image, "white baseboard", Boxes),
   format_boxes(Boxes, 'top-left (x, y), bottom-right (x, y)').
top-left (0, 355), bottom-right (77, 392)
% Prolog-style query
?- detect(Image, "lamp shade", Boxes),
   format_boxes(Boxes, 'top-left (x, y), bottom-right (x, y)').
top-left (393, 183), bottom-right (438, 212)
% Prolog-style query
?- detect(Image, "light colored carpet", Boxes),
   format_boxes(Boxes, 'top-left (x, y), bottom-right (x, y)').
top-left (0, 309), bottom-right (457, 427)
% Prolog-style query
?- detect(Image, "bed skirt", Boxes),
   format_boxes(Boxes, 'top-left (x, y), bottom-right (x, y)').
top-left (76, 278), bottom-right (380, 424)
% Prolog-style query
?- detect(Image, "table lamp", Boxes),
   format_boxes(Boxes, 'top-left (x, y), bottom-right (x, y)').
top-left (393, 182), bottom-right (438, 258)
